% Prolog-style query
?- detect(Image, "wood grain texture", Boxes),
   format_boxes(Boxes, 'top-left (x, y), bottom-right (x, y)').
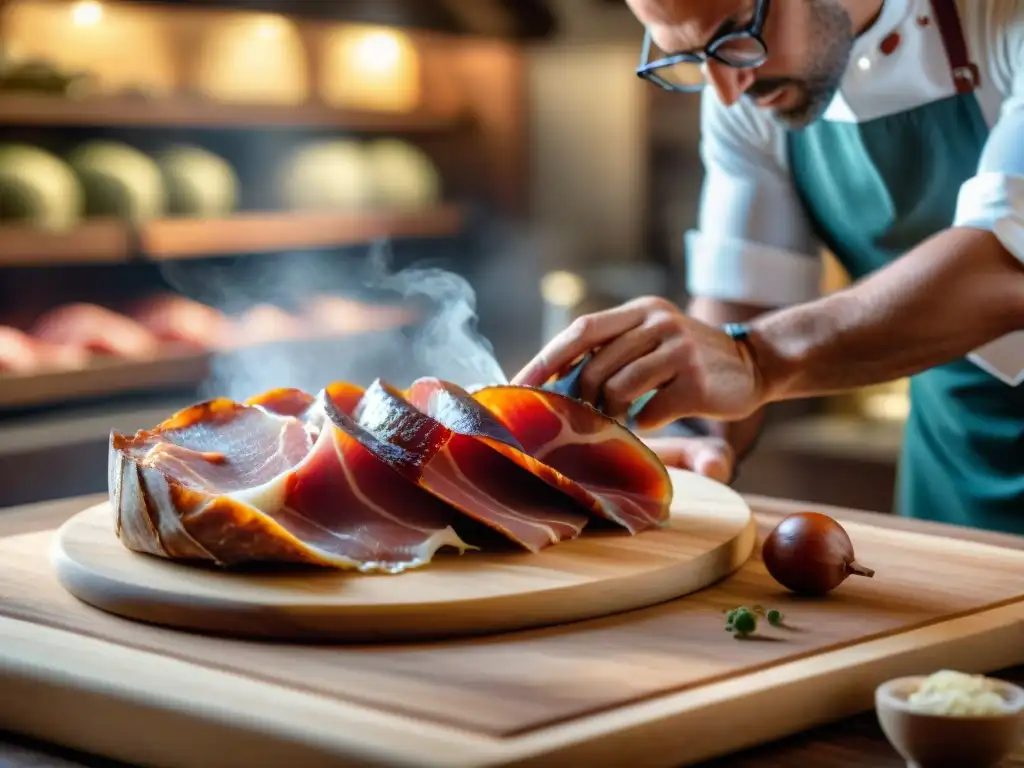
top-left (0, 93), bottom-right (463, 131)
top-left (49, 469), bottom-right (757, 642)
top-left (1, 494), bottom-right (1023, 767)
top-left (5, 669), bottom-right (1024, 768)
top-left (0, 208), bottom-right (464, 267)
top-left (139, 206), bottom-right (465, 259)
top-left (0, 353), bottom-right (211, 409)
top-left (0, 219), bottom-right (132, 266)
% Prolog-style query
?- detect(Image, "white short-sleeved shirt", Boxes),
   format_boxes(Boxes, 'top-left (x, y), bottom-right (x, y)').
top-left (685, 0), bottom-right (1024, 383)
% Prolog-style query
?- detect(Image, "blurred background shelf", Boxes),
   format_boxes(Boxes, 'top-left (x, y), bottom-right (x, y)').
top-left (0, 205), bottom-right (466, 264)
top-left (141, 205), bottom-right (465, 258)
top-left (0, 317), bottom-right (423, 412)
top-left (0, 219), bottom-right (132, 265)
top-left (0, 93), bottom-right (468, 132)
top-left (0, 349), bottom-right (211, 409)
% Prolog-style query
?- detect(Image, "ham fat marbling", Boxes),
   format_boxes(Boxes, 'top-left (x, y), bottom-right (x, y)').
top-left (108, 378), bottom-right (673, 573)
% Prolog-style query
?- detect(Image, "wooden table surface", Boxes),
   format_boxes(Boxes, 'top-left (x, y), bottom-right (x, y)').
top-left (1, 492), bottom-right (1022, 768)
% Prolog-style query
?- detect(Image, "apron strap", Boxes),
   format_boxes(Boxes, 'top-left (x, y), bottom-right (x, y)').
top-left (930, 0), bottom-right (980, 93)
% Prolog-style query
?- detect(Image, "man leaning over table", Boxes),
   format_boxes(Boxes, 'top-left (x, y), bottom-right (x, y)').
top-left (514, 0), bottom-right (1024, 534)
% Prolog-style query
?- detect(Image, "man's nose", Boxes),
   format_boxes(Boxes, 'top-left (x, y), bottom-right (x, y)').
top-left (705, 61), bottom-right (757, 106)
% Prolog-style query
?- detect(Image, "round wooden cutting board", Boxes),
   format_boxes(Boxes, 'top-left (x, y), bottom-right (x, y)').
top-left (50, 468), bottom-right (756, 642)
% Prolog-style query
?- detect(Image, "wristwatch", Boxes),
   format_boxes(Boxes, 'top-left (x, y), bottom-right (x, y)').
top-left (719, 321), bottom-right (761, 486)
top-left (722, 322), bottom-right (751, 341)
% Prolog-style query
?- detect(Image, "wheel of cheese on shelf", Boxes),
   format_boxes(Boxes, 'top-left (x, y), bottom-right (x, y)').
top-left (156, 145), bottom-right (239, 218)
top-left (279, 140), bottom-right (374, 211)
top-left (363, 139), bottom-right (442, 210)
top-left (66, 141), bottom-right (166, 223)
top-left (0, 143), bottom-right (82, 231)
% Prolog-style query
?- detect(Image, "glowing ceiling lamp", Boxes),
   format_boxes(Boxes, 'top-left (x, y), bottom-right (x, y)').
top-left (351, 29), bottom-right (403, 75)
top-left (254, 14), bottom-right (285, 40)
top-left (71, 0), bottom-right (103, 27)
top-left (321, 24), bottom-right (421, 112)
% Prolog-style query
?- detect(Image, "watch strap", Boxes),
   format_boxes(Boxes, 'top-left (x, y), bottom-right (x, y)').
top-left (722, 322), bottom-right (751, 341)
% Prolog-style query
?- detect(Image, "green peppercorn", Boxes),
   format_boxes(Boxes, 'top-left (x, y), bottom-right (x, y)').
top-left (731, 610), bottom-right (757, 637)
top-left (766, 608), bottom-right (784, 626)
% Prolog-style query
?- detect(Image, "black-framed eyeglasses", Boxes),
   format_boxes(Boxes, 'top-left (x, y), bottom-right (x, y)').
top-left (636, 0), bottom-right (770, 92)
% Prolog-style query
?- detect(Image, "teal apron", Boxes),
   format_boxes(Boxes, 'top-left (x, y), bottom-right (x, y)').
top-left (786, 0), bottom-right (1024, 534)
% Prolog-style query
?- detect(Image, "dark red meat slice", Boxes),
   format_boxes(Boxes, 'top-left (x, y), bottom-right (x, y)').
top-left (286, 392), bottom-right (472, 571)
top-left (349, 379), bottom-right (591, 552)
top-left (468, 385), bottom-right (673, 532)
top-left (110, 393), bottom-right (470, 572)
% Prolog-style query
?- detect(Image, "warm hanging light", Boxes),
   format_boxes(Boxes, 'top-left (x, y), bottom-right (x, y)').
top-left (320, 24), bottom-right (420, 112)
top-left (541, 271), bottom-right (587, 309)
top-left (195, 11), bottom-right (308, 104)
top-left (70, 0), bottom-right (103, 27)
top-left (351, 29), bottom-right (403, 75)
top-left (254, 13), bottom-right (285, 40)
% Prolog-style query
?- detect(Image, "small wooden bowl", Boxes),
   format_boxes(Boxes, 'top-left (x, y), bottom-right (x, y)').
top-left (875, 675), bottom-right (1024, 768)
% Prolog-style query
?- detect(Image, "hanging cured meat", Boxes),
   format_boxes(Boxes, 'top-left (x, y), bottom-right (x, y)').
top-left (109, 379), bottom-right (675, 573)
top-left (409, 379), bottom-right (672, 533)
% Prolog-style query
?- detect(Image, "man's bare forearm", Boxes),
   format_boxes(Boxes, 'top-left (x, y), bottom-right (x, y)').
top-left (687, 295), bottom-right (769, 460)
top-left (747, 228), bottom-right (1024, 401)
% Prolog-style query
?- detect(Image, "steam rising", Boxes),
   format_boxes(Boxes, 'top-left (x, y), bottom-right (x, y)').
top-left (159, 240), bottom-right (508, 401)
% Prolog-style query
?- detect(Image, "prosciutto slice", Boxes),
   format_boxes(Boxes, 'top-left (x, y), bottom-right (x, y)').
top-left (110, 392), bottom-right (470, 573)
top-left (352, 379), bottom-right (591, 553)
top-left (109, 378), bottom-right (674, 572)
top-left (467, 385), bottom-right (673, 532)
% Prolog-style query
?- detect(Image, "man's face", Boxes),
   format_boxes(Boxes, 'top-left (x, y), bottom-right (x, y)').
top-left (628, 0), bottom-right (855, 128)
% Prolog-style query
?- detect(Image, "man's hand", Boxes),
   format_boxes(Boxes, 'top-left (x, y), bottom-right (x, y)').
top-left (643, 435), bottom-right (735, 484)
top-left (513, 296), bottom-right (767, 430)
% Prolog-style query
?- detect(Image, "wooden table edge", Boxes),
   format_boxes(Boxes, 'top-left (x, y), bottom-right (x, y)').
top-left (2, 600), bottom-right (1022, 768)
top-left (3, 492), bottom-right (1024, 768)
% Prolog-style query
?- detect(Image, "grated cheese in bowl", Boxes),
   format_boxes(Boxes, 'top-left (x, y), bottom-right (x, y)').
top-left (906, 670), bottom-right (1015, 717)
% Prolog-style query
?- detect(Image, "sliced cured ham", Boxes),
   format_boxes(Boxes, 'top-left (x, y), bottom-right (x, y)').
top-left (109, 378), bottom-right (674, 573)
top-left (289, 394), bottom-right (472, 571)
top-left (351, 379), bottom-right (591, 553)
top-left (110, 393), bottom-right (470, 573)
top-left (246, 387), bottom-right (318, 419)
top-left (468, 385), bottom-right (673, 532)
top-left (31, 303), bottom-right (161, 359)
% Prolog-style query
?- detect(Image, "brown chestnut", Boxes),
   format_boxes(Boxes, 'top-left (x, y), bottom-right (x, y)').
top-left (762, 511), bottom-right (875, 596)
